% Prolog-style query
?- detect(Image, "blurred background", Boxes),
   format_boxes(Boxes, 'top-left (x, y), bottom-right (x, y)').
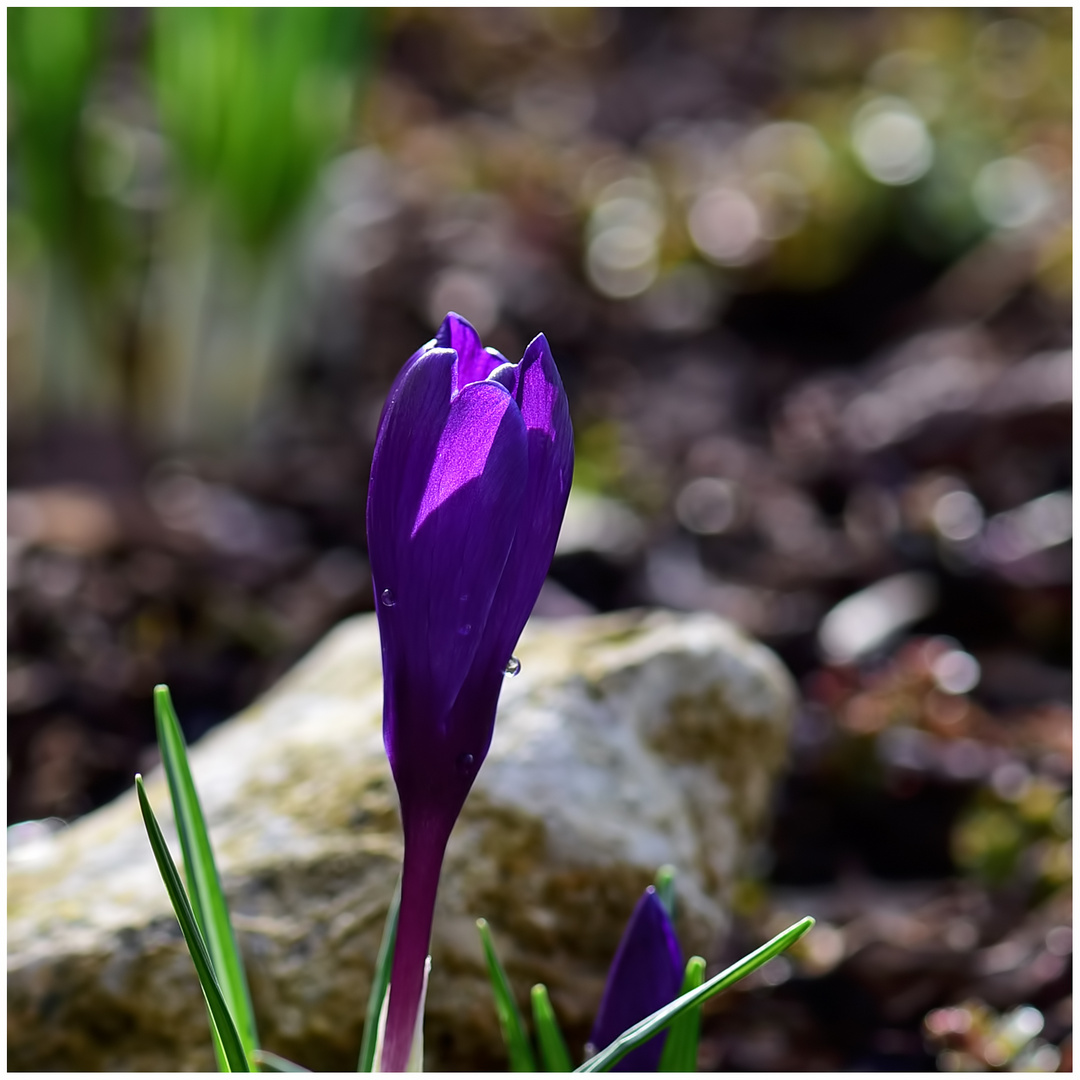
top-left (7, 8), bottom-right (1072, 1071)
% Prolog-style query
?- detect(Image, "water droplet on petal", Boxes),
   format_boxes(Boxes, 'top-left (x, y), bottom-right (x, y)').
top-left (504, 656), bottom-right (521, 677)
top-left (458, 623), bottom-right (472, 636)
top-left (380, 588), bottom-right (396, 607)
top-left (456, 752), bottom-right (475, 775)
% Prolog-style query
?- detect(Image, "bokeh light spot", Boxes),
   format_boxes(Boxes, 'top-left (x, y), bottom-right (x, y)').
top-left (852, 97), bottom-right (934, 185)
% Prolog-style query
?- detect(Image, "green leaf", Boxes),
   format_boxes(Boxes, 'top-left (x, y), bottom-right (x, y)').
top-left (207, 1010), bottom-right (228, 1074)
top-left (155, 685), bottom-right (259, 1066)
top-left (150, 8), bottom-right (375, 252)
top-left (476, 918), bottom-right (538, 1072)
top-left (654, 865), bottom-right (677, 920)
top-left (357, 877), bottom-right (401, 1072)
top-left (8, 8), bottom-right (107, 262)
top-left (136, 774), bottom-right (250, 1072)
top-left (576, 917), bottom-right (815, 1073)
top-left (658, 955), bottom-right (706, 1072)
top-left (254, 1050), bottom-right (310, 1072)
top-left (531, 984), bottom-right (573, 1072)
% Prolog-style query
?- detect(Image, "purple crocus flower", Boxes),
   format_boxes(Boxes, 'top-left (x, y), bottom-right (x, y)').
top-left (589, 886), bottom-right (684, 1071)
top-left (367, 313), bottom-right (573, 1071)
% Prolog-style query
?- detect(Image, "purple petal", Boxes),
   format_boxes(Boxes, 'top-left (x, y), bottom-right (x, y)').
top-left (368, 353), bottom-right (528, 788)
top-left (435, 311), bottom-right (508, 394)
top-left (367, 346), bottom-right (455, 595)
top-left (590, 887), bottom-right (684, 1072)
top-left (479, 333), bottom-right (574, 668)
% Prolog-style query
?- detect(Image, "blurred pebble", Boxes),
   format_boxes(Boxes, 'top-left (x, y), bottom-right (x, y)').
top-left (8, 486), bottom-right (119, 555)
top-left (555, 489), bottom-right (645, 560)
top-left (818, 572), bottom-right (938, 663)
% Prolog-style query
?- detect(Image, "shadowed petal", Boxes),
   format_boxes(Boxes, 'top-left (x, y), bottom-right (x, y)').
top-left (481, 333), bottom-right (574, 667)
top-left (590, 886), bottom-right (684, 1072)
top-left (367, 347), bottom-right (455, 619)
top-left (436, 311), bottom-right (508, 394)
top-left (386, 339), bottom-right (437, 408)
top-left (373, 377), bottom-right (528, 783)
top-left (368, 347), bottom-right (455, 589)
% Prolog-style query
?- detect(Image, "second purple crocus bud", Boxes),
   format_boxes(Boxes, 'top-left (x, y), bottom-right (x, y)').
top-left (589, 886), bottom-right (685, 1071)
top-left (367, 313), bottom-right (573, 1071)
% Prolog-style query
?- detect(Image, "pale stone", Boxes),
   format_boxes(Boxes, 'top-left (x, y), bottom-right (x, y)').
top-left (8, 609), bottom-right (794, 1071)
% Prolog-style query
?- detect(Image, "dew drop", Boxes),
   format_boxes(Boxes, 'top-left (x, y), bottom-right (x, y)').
top-left (380, 588), bottom-right (396, 607)
top-left (458, 623), bottom-right (472, 636)
top-left (504, 656), bottom-right (521, 677)
top-left (456, 752), bottom-right (475, 774)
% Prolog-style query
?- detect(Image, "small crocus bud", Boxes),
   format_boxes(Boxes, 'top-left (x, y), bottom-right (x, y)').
top-left (367, 313), bottom-right (573, 1071)
top-left (589, 886), bottom-right (684, 1072)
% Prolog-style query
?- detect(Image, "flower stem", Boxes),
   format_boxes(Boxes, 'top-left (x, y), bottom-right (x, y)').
top-left (380, 816), bottom-right (451, 1072)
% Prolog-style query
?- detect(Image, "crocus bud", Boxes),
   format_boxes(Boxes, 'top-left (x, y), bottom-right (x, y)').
top-left (589, 886), bottom-right (684, 1071)
top-left (367, 313), bottom-right (573, 1071)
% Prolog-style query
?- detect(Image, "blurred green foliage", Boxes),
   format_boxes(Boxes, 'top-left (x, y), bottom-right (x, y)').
top-left (573, 422), bottom-right (627, 496)
top-left (952, 778), bottom-right (1070, 893)
top-left (152, 8), bottom-right (375, 253)
top-left (9, 8), bottom-right (126, 417)
top-left (8, 7), bottom-right (380, 444)
top-left (8, 7), bottom-right (107, 272)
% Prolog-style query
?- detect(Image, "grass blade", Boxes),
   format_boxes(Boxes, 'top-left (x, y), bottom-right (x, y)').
top-left (532, 984), bottom-right (573, 1072)
top-left (658, 955), bottom-right (706, 1072)
top-left (576, 916), bottom-right (815, 1072)
top-left (254, 1050), bottom-right (311, 1072)
top-left (136, 774), bottom-right (250, 1072)
top-left (207, 1010), bottom-right (228, 1073)
top-left (476, 918), bottom-right (538, 1072)
top-left (155, 685), bottom-right (259, 1064)
top-left (357, 876), bottom-right (401, 1071)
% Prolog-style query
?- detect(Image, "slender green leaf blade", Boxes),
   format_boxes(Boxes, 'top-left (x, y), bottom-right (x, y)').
top-left (576, 916), bottom-right (815, 1072)
top-left (254, 1050), bottom-right (311, 1072)
top-left (155, 684), bottom-right (259, 1064)
top-left (357, 877), bottom-right (401, 1072)
top-left (531, 984), bottom-right (573, 1072)
top-left (658, 955), bottom-right (706, 1072)
top-left (476, 918), bottom-right (537, 1072)
top-left (136, 774), bottom-right (250, 1072)
top-left (208, 1009), bottom-right (228, 1074)
top-left (653, 865), bottom-right (677, 920)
